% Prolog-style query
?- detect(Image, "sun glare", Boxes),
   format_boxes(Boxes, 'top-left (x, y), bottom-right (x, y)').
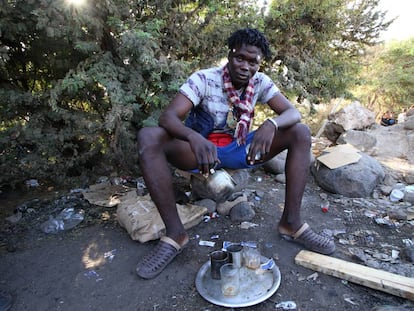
top-left (66, 0), bottom-right (86, 7)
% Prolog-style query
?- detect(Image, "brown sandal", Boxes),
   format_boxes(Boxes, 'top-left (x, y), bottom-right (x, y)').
top-left (136, 236), bottom-right (186, 279)
top-left (280, 223), bottom-right (336, 255)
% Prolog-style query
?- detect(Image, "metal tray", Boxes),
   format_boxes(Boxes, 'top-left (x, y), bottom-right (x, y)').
top-left (195, 256), bottom-right (281, 308)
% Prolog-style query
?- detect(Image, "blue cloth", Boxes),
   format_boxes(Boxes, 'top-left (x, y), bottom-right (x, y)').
top-left (189, 131), bottom-right (262, 173)
top-left (184, 106), bottom-right (215, 138)
top-left (215, 132), bottom-right (259, 169)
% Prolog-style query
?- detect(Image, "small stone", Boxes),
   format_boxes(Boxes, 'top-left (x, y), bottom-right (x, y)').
top-left (403, 246), bottom-right (414, 262)
top-left (388, 209), bottom-right (407, 221)
top-left (194, 198), bottom-right (217, 214)
top-left (275, 173), bottom-right (286, 184)
top-left (217, 194), bottom-right (247, 216)
top-left (255, 190), bottom-right (265, 198)
top-left (404, 187), bottom-right (414, 204)
top-left (229, 201), bottom-right (255, 222)
top-left (230, 169), bottom-right (250, 192)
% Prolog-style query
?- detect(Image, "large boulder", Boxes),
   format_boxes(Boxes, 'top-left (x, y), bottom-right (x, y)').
top-left (312, 153), bottom-right (385, 197)
top-left (404, 114), bottom-right (414, 130)
top-left (324, 101), bottom-right (376, 142)
top-left (337, 130), bottom-right (377, 153)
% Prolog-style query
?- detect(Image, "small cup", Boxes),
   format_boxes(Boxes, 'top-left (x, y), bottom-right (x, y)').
top-left (210, 250), bottom-right (230, 280)
top-left (220, 263), bottom-right (240, 296)
top-left (227, 243), bottom-right (243, 268)
top-left (243, 247), bottom-right (261, 270)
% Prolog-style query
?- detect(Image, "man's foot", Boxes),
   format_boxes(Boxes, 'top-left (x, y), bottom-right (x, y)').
top-left (279, 223), bottom-right (335, 255)
top-left (0, 291), bottom-right (12, 311)
top-left (136, 236), bottom-right (189, 279)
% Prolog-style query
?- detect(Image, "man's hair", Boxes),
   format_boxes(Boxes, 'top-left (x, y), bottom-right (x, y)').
top-left (227, 28), bottom-right (272, 60)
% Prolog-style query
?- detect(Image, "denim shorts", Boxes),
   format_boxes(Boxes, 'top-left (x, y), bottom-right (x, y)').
top-left (215, 131), bottom-right (260, 170)
top-left (189, 131), bottom-right (262, 173)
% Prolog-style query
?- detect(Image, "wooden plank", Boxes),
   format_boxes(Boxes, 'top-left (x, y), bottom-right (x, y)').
top-left (295, 250), bottom-right (414, 301)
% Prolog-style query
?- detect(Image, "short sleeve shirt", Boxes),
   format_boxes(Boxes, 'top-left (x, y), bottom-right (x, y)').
top-left (179, 66), bottom-right (280, 131)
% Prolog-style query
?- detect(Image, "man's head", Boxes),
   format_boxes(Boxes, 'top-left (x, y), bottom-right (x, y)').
top-left (227, 28), bottom-right (272, 61)
top-left (226, 28), bottom-right (271, 89)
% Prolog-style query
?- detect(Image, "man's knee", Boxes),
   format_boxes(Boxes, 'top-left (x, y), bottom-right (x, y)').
top-left (291, 123), bottom-right (311, 145)
top-left (137, 127), bottom-right (165, 153)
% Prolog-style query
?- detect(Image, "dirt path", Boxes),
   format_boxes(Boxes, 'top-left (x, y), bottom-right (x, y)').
top-left (1, 169), bottom-right (413, 311)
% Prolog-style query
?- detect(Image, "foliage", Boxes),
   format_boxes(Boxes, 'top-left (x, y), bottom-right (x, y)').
top-left (261, 0), bottom-right (391, 110)
top-left (0, 0), bottom-right (393, 188)
top-left (351, 38), bottom-right (414, 117)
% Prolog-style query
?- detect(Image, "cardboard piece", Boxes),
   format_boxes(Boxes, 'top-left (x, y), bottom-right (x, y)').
top-left (317, 144), bottom-right (361, 169)
top-left (295, 250), bottom-right (414, 301)
top-left (83, 182), bottom-right (131, 207)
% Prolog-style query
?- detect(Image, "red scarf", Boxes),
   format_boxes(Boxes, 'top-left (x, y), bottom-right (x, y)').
top-left (222, 65), bottom-right (255, 145)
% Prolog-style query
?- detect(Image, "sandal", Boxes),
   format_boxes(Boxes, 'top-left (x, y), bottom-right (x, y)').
top-left (136, 236), bottom-right (186, 279)
top-left (279, 223), bottom-right (336, 255)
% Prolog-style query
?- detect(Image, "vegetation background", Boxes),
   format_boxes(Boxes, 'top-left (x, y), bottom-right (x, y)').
top-left (0, 0), bottom-right (413, 189)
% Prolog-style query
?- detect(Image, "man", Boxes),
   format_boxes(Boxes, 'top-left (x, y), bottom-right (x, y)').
top-left (136, 28), bottom-right (335, 279)
top-left (381, 111), bottom-right (396, 126)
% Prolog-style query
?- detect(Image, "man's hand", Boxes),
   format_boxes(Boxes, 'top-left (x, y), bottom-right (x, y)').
top-left (187, 132), bottom-right (219, 176)
top-left (246, 120), bottom-right (276, 165)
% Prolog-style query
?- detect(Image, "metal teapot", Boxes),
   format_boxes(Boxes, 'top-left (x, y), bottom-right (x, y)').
top-left (191, 169), bottom-right (236, 203)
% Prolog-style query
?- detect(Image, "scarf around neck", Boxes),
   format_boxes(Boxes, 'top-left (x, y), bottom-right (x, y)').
top-left (222, 64), bottom-right (255, 145)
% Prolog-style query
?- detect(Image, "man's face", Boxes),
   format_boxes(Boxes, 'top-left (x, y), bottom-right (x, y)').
top-left (227, 44), bottom-right (262, 89)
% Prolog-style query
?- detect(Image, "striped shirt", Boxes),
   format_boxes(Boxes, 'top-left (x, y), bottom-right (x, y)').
top-left (180, 66), bottom-right (279, 132)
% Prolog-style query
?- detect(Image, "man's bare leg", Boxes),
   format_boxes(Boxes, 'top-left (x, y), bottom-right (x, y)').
top-left (277, 123), bottom-right (311, 234)
top-left (266, 123), bottom-right (335, 254)
top-left (135, 127), bottom-right (198, 279)
top-left (137, 127), bottom-right (193, 246)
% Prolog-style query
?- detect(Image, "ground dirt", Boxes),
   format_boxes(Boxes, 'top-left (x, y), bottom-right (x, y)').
top-left (1, 168), bottom-right (414, 311)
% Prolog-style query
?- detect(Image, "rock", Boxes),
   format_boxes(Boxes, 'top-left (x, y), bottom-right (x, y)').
top-left (230, 169), bottom-right (250, 192)
top-left (382, 175), bottom-right (398, 187)
top-left (330, 113), bottom-right (414, 184)
top-left (312, 153), bottom-right (385, 197)
top-left (194, 198), bottom-right (217, 214)
top-left (263, 150), bottom-right (287, 174)
top-left (404, 186), bottom-right (414, 204)
top-left (371, 305), bottom-right (414, 311)
top-left (337, 130), bottom-right (377, 153)
top-left (379, 185), bottom-right (393, 195)
top-left (404, 174), bottom-right (414, 185)
top-left (403, 246), bottom-right (414, 263)
top-left (403, 115), bottom-right (414, 130)
top-left (364, 124), bottom-right (409, 159)
top-left (324, 101), bottom-right (376, 142)
top-left (229, 201), bottom-right (255, 222)
top-left (254, 190), bottom-right (265, 198)
top-left (275, 174), bottom-right (286, 184)
top-left (216, 193), bottom-right (247, 216)
top-left (388, 209), bottom-right (407, 221)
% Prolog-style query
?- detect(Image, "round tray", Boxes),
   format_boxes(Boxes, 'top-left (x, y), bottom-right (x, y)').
top-left (195, 257), bottom-right (281, 308)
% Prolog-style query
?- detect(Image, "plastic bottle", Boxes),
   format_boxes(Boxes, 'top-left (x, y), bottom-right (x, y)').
top-left (320, 200), bottom-right (330, 213)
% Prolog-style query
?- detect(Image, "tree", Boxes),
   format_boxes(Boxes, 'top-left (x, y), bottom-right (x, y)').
top-left (261, 0), bottom-right (392, 108)
top-left (0, 0), bottom-right (394, 188)
top-left (351, 38), bottom-right (414, 116)
top-left (0, 0), bottom-right (260, 188)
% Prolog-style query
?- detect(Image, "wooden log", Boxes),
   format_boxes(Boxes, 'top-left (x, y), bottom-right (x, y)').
top-left (295, 250), bottom-right (414, 301)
